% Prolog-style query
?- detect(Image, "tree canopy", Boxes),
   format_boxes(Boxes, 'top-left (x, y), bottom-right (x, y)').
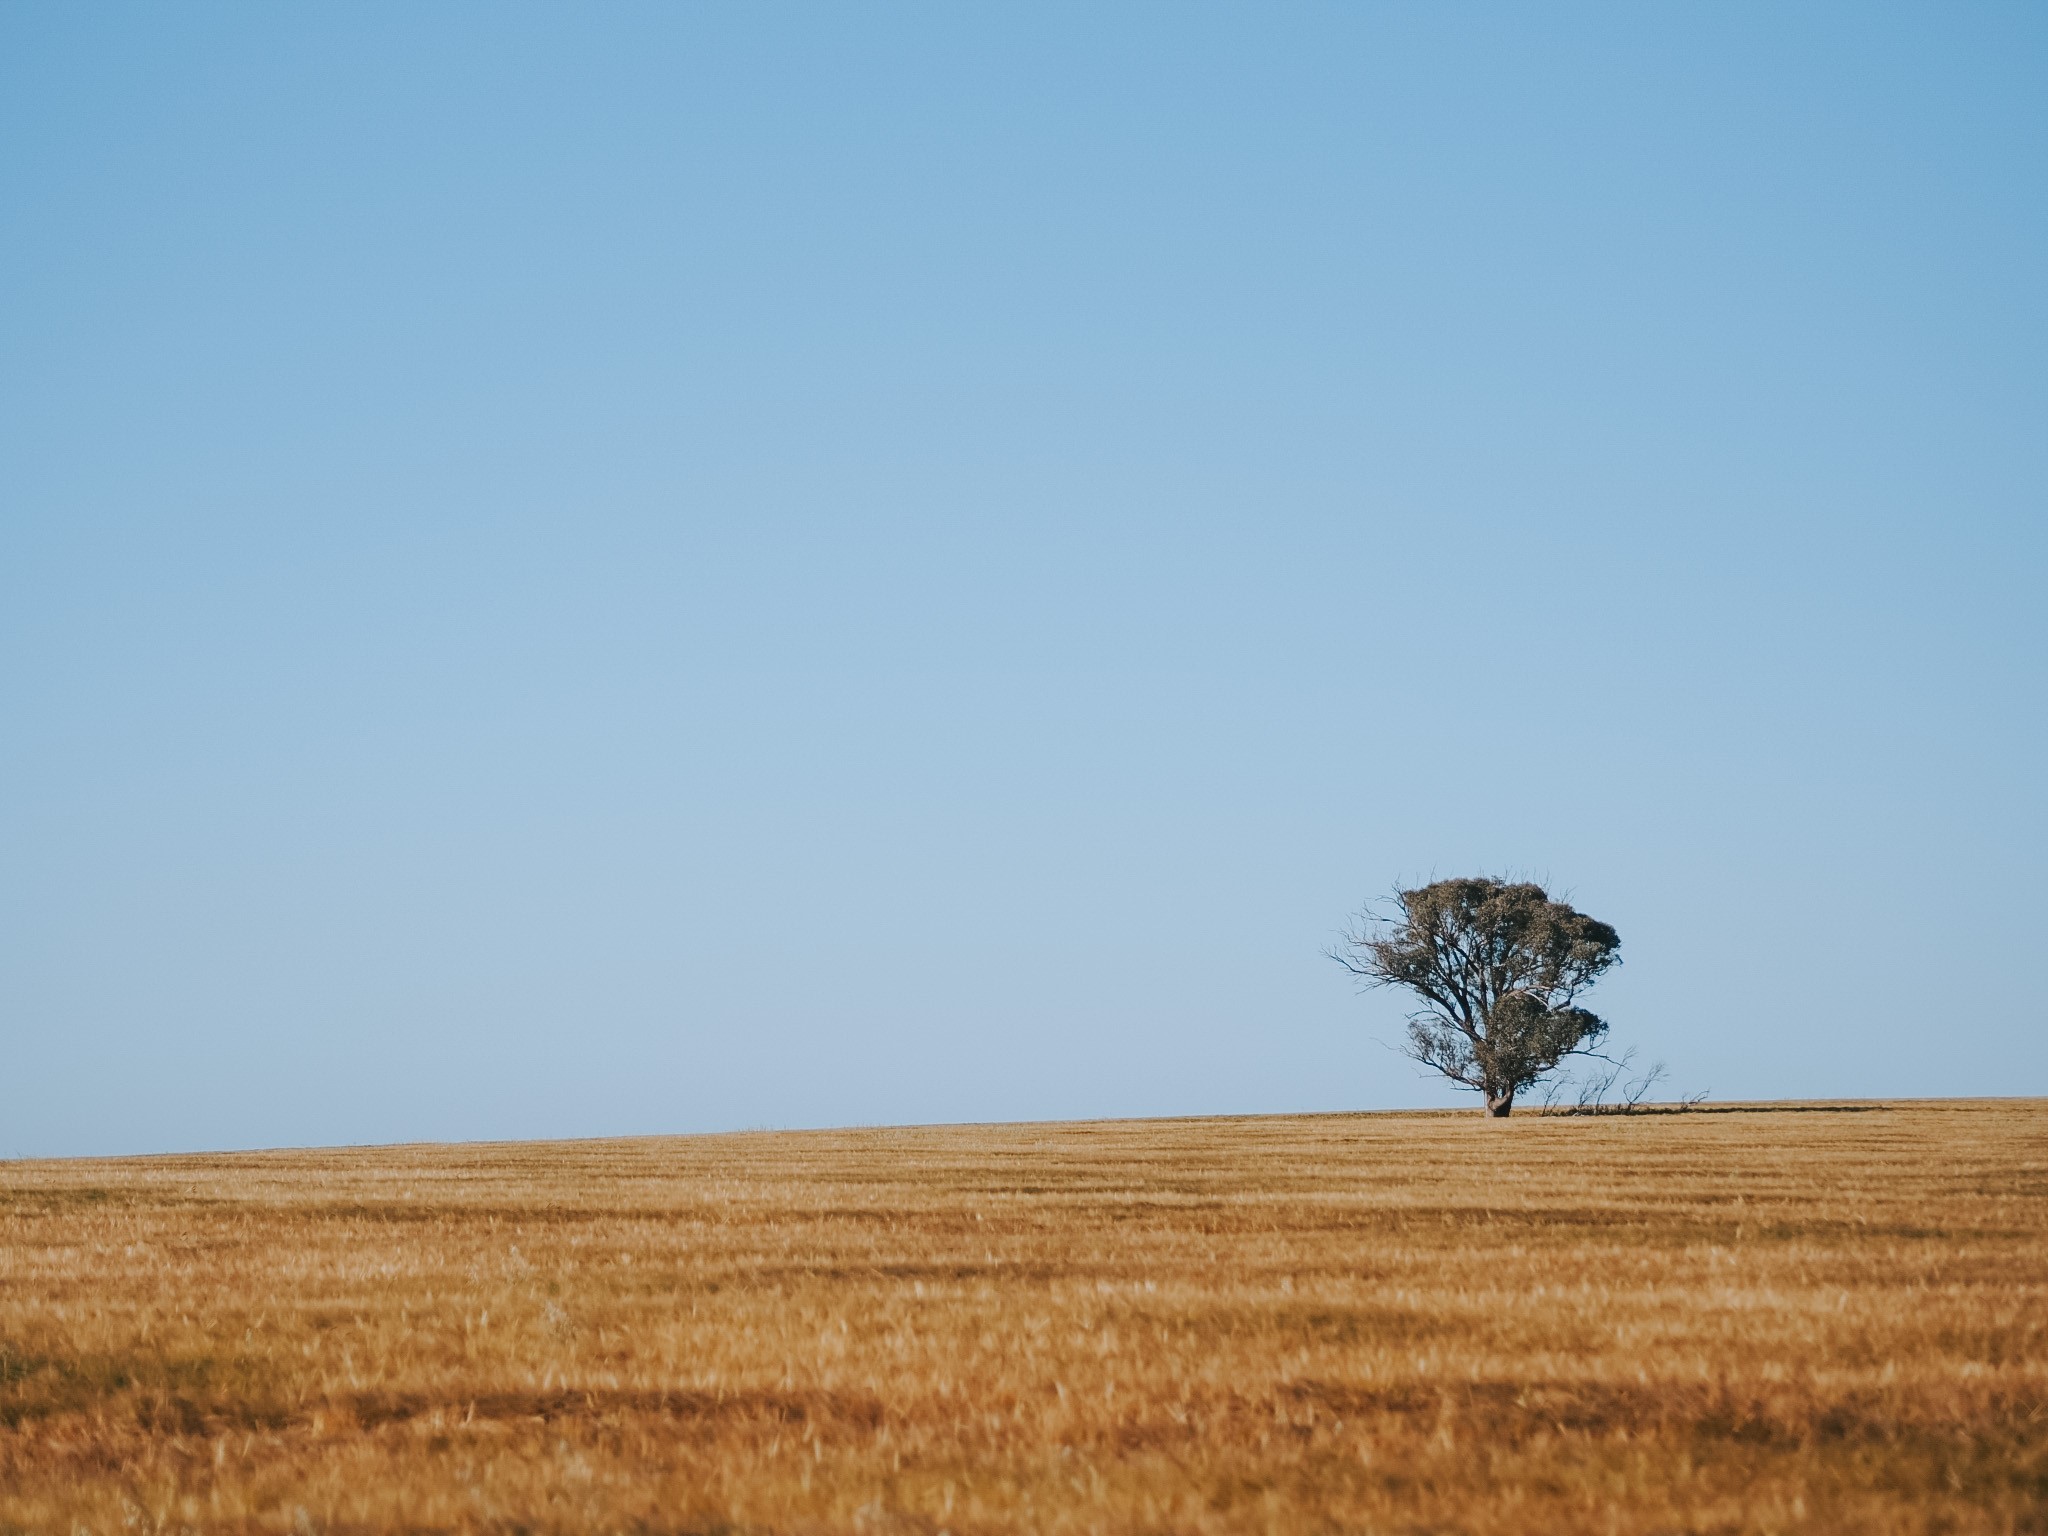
top-left (1331, 877), bottom-right (1621, 1116)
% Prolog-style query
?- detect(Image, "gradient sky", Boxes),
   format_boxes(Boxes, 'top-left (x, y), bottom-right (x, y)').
top-left (4, 4), bottom-right (2043, 1158)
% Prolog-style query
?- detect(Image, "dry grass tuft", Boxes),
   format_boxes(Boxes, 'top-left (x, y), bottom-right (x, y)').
top-left (3, 1100), bottom-right (2044, 1533)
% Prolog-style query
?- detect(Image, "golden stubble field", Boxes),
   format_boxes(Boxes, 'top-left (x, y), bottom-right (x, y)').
top-left (2, 1101), bottom-right (2044, 1535)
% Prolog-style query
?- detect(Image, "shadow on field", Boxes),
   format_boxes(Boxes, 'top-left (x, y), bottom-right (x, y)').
top-left (1540, 1103), bottom-right (1894, 1118)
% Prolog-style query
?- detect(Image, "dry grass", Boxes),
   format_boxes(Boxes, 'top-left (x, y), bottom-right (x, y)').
top-left (2, 1100), bottom-right (2044, 1534)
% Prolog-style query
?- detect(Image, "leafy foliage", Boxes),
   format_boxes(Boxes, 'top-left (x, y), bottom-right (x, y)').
top-left (1332, 877), bottom-right (1621, 1115)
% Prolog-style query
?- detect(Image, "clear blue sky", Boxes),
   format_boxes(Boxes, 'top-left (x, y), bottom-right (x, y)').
top-left (3, 4), bottom-right (2043, 1157)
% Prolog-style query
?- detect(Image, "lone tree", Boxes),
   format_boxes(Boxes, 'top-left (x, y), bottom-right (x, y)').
top-left (1330, 877), bottom-right (1621, 1116)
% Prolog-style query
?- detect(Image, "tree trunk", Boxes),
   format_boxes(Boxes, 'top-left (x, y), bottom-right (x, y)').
top-left (1485, 1089), bottom-right (1515, 1118)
